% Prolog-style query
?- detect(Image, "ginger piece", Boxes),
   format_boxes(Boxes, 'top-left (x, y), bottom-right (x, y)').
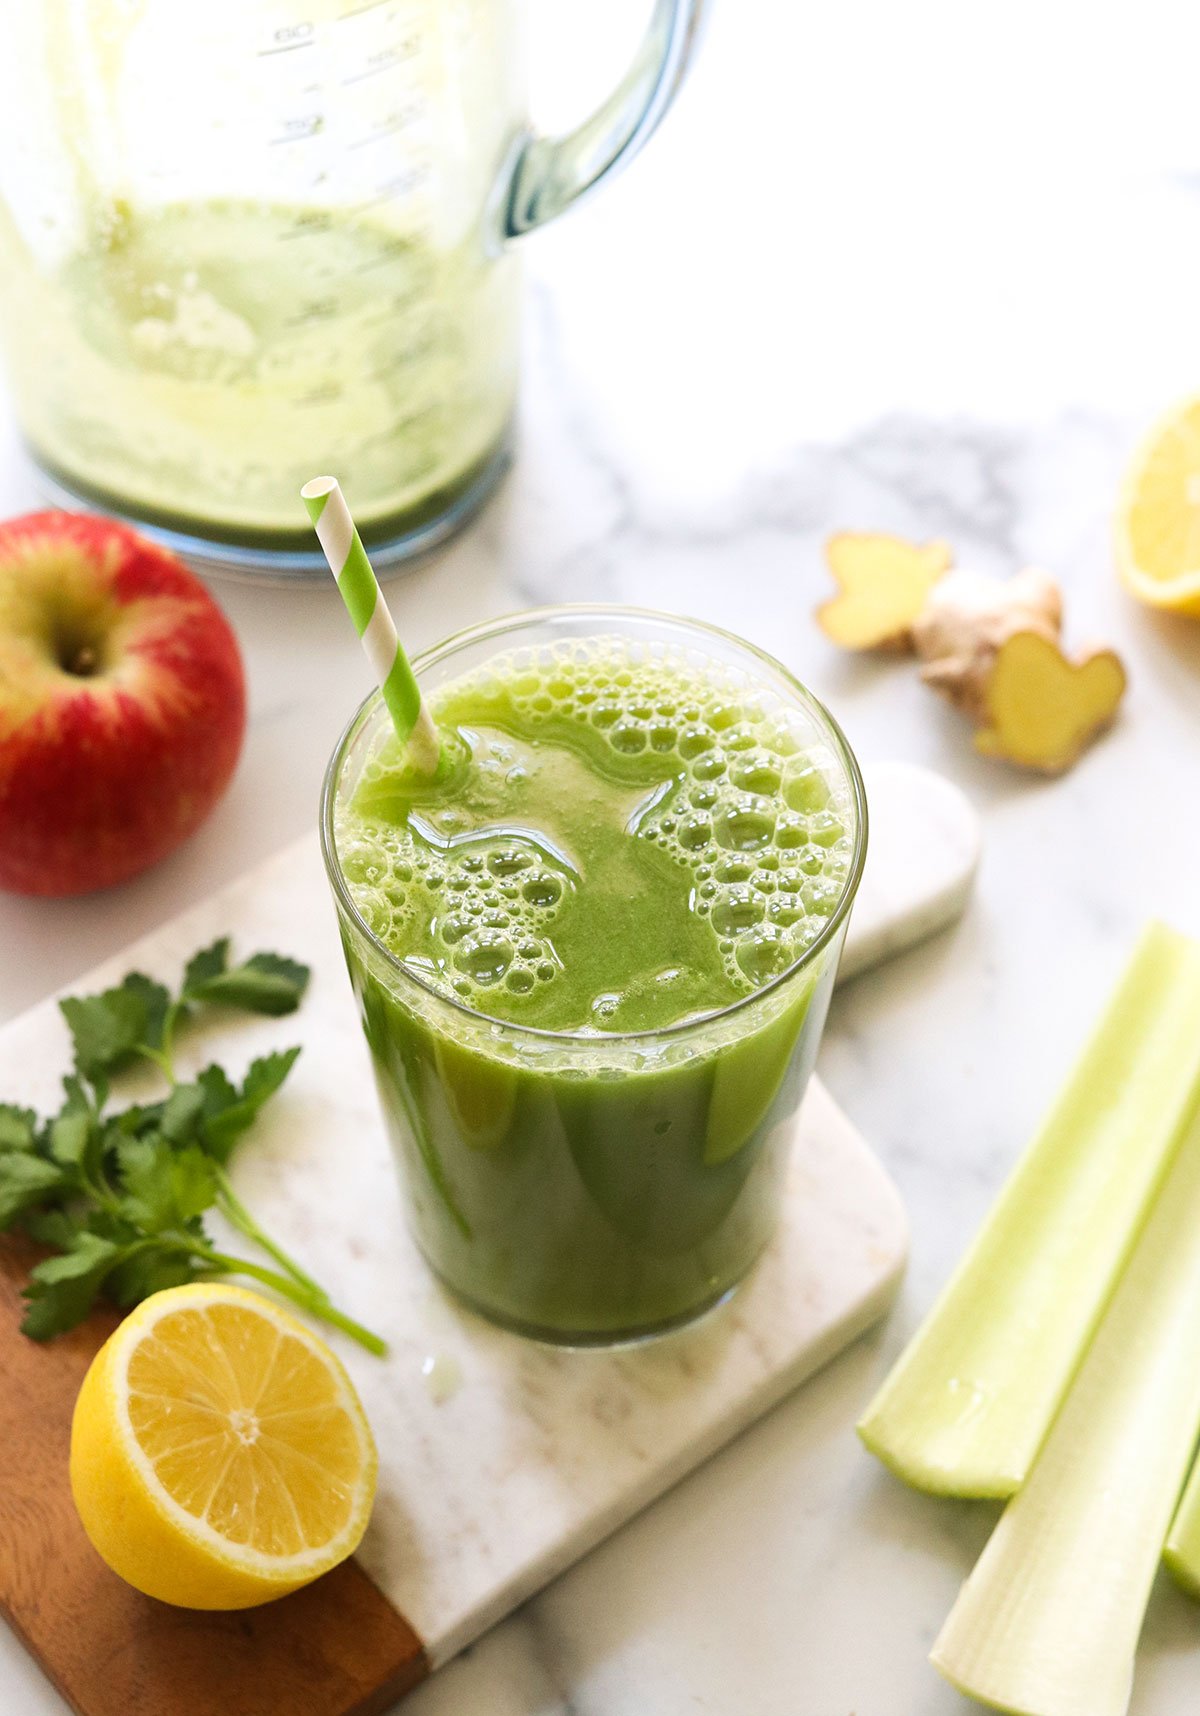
top-left (911, 566), bottom-right (1126, 769)
top-left (913, 566), bottom-right (1064, 723)
top-left (816, 531), bottom-right (1128, 773)
top-left (817, 532), bottom-right (953, 650)
top-left (973, 631), bottom-right (1127, 774)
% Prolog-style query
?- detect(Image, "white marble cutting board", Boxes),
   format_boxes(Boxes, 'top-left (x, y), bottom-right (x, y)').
top-left (0, 762), bottom-right (977, 1670)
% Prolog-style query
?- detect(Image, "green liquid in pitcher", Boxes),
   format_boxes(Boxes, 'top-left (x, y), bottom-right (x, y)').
top-left (3, 201), bottom-right (518, 543)
top-left (333, 639), bottom-right (857, 1340)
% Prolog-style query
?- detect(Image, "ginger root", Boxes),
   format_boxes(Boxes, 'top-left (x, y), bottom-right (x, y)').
top-left (816, 533), bottom-right (1127, 774)
top-left (817, 532), bottom-right (953, 650)
top-left (912, 566), bottom-right (1063, 723)
top-left (973, 632), bottom-right (1127, 774)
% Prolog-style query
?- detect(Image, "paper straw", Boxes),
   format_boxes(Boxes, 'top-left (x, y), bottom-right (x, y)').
top-left (301, 476), bottom-right (440, 776)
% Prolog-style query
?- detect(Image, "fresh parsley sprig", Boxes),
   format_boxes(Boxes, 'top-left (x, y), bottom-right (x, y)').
top-left (0, 940), bottom-right (385, 1355)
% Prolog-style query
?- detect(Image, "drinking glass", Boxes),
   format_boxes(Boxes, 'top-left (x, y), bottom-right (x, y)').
top-left (322, 607), bottom-right (868, 1342)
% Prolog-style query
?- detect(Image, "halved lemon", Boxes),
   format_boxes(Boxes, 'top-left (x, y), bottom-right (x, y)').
top-left (70, 1283), bottom-right (377, 1609)
top-left (1117, 397), bottom-right (1200, 615)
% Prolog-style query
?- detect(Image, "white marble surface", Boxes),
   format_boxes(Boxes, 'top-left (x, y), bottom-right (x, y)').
top-left (838, 764), bottom-right (980, 984)
top-left (2, 0), bottom-right (1200, 1710)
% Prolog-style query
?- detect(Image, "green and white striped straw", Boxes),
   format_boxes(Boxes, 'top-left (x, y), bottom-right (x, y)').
top-left (301, 476), bottom-right (440, 776)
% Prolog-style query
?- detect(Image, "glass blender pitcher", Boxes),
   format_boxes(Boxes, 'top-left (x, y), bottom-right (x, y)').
top-left (0, 2), bottom-right (703, 578)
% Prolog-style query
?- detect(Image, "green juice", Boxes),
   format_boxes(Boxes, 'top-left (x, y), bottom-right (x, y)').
top-left (2, 201), bottom-right (517, 547)
top-left (328, 628), bottom-right (861, 1341)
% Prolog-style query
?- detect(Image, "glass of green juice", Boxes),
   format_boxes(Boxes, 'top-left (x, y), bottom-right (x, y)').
top-left (321, 607), bottom-right (866, 1344)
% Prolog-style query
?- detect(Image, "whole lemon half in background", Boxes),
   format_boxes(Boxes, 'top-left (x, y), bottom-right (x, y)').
top-left (1118, 398), bottom-right (1200, 617)
top-left (70, 1282), bottom-right (377, 1609)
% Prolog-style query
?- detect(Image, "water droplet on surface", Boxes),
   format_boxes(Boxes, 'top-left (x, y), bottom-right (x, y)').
top-left (421, 1351), bottom-right (464, 1404)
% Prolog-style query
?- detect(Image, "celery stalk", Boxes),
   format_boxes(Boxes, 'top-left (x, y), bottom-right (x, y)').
top-left (1164, 1438), bottom-right (1200, 1598)
top-left (858, 922), bottom-right (1200, 1496)
top-left (930, 1094), bottom-right (1200, 1716)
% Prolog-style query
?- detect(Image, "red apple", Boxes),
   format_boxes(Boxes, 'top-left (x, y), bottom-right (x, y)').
top-left (0, 512), bottom-right (246, 896)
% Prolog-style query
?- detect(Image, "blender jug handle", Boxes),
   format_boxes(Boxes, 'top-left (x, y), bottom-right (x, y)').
top-left (503, 0), bottom-right (708, 236)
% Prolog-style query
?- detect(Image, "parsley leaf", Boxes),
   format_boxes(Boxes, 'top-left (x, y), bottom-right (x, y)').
top-left (117, 1138), bottom-right (217, 1233)
top-left (160, 1083), bottom-right (206, 1145)
top-left (23, 1207), bottom-right (79, 1249)
top-left (196, 1063), bottom-right (238, 1117)
top-left (59, 978), bottom-right (151, 1078)
top-left (4, 938), bottom-right (382, 1355)
top-left (122, 973), bottom-right (171, 1053)
top-left (0, 1153), bottom-right (70, 1228)
top-left (200, 1049), bottom-right (302, 1161)
top-left (0, 1105), bottom-right (37, 1152)
top-left (48, 1108), bottom-right (91, 1167)
top-left (106, 1245), bottom-right (195, 1309)
top-left (21, 1233), bottom-right (124, 1340)
top-left (184, 951), bottom-right (310, 1017)
top-left (183, 939), bottom-right (231, 994)
top-left (62, 1071), bottom-right (100, 1116)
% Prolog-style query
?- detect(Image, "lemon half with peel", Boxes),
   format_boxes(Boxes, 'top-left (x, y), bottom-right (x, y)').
top-left (70, 1283), bottom-right (377, 1609)
top-left (1117, 397), bottom-right (1200, 615)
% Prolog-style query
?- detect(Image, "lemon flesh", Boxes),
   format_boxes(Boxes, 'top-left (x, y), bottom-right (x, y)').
top-left (1118, 397), bottom-right (1200, 615)
top-left (70, 1283), bottom-right (377, 1609)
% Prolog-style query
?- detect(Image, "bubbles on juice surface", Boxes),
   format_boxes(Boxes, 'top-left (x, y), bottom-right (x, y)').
top-left (339, 790), bottom-right (565, 1007)
top-left (336, 638), bottom-right (856, 1021)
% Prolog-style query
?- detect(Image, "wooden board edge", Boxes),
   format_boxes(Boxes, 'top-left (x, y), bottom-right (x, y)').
top-left (0, 1235), bottom-right (428, 1716)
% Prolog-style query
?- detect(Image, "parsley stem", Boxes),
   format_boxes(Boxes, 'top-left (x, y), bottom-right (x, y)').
top-left (212, 1165), bottom-right (325, 1299)
top-left (134, 1001), bottom-right (183, 1084)
top-left (197, 1246), bottom-right (386, 1357)
top-left (134, 1045), bottom-right (174, 1081)
top-left (159, 1001), bottom-right (182, 1084)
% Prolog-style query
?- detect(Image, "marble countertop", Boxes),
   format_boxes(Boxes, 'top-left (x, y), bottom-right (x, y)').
top-left (2, 1), bottom-right (1200, 1711)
